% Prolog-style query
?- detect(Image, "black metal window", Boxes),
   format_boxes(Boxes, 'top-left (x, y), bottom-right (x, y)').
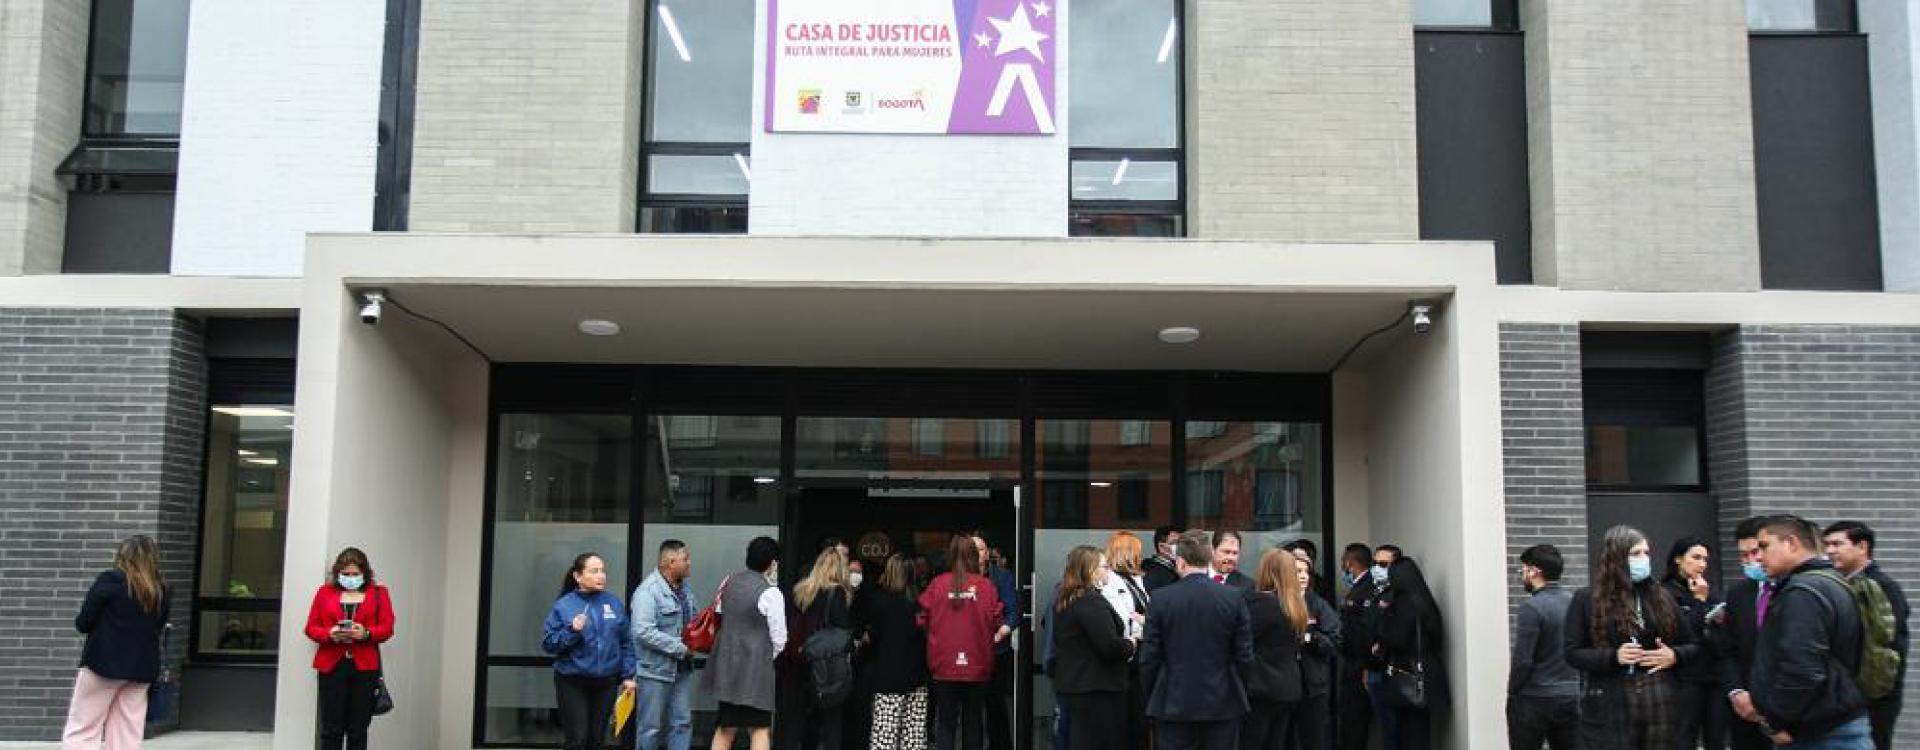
top-left (640, 0), bottom-right (754, 233)
top-left (1749, 0), bottom-right (1857, 33)
top-left (1414, 0), bottom-right (1519, 29)
top-left (1069, 0), bottom-right (1184, 236)
top-left (190, 359), bottom-right (297, 663)
top-left (1583, 370), bottom-right (1707, 492)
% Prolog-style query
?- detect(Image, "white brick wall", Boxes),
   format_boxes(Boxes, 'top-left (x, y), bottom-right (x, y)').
top-left (747, 0), bottom-right (1068, 236)
top-left (1522, 0), bottom-right (1762, 292)
top-left (170, 0), bottom-right (384, 276)
top-left (0, 0), bottom-right (88, 275)
top-left (1186, 0), bottom-right (1419, 241)
top-left (407, 0), bottom-right (642, 233)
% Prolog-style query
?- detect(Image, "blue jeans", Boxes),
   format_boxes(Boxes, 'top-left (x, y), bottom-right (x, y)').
top-left (634, 668), bottom-right (694, 750)
top-left (1366, 671), bottom-right (1401, 749)
top-left (1786, 717), bottom-right (1873, 750)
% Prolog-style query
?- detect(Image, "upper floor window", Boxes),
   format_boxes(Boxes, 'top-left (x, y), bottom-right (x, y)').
top-left (1749, 0), bottom-right (1856, 32)
top-left (641, 0), bottom-right (754, 233)
top-left (84, 0), bottom-right (190, 137)
top-left (1069, 0), bottom-right (1183, 236)
top-left (1414, 0), bottom-right (1518, 30)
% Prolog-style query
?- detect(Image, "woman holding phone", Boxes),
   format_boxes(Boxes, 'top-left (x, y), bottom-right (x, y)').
top-left (543, 552), bottom-right (636, 750)
top-left (305, 547), bottom-right (396, 750)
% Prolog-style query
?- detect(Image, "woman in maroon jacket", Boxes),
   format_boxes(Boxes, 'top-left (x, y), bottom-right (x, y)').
top-left (918, 533), bottom-right (1008, 750)
top-left (304, 547), bottom-right (396, 750)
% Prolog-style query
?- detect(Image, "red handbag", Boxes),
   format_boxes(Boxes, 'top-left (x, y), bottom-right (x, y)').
top-left (682, 574), bottom-right (732, 654)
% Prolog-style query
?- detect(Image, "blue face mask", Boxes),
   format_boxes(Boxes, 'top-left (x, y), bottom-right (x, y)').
top-left (1628, 557), bottom-right (1652, 583)
top-left (1369, 565), bottom-right (1390, 586)
top-left (1742, 561), bottom-right (1768, 582)
top-left (338, 574), bottom-right (365, 591)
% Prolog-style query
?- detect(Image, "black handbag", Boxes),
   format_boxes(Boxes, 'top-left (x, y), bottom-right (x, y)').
top-left (369, 591), bottom-right (394, 717)
top-left (146, 623), bottom-right (177, 722)
top-left (1379, 618), bottom-right (1428, 709)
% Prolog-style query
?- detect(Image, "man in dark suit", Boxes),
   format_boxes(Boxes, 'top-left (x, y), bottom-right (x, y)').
top-left (1144, 525), bottom-right (1184, 592)
top-left (1717, 516), bottom-right (1774, 750)
top-left (1336, 543), bottom-right (1377, 750)
top-left (1207, 530), bottom-right (1253, 592)
top-left (1824, 520), bottom-right (1911, 750)
top-left (1140, 530), bottom-right (1256, 750)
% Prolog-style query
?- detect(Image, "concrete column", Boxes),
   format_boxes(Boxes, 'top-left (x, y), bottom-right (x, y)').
top-left (1862, 2), bottom-right (1920, 292)
top-left (1186, 0), bottom-right (1419, 240)
top-left (1521, 0), bottom-right (1762, 291)
top-left (0, 0), bottom-right (89, 275)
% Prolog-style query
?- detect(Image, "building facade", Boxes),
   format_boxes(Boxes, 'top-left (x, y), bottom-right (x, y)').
top-left (0, 0), bottom-right (1917, 748)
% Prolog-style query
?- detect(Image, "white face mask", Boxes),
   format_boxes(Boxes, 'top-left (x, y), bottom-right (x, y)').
top-left (848, 572), bottom-right (864, 588)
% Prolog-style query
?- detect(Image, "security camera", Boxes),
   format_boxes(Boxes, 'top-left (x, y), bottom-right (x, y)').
top-left (358, 290), bottom-right (387, 326)
top-left (1409, 302), bottom-right (1434, 336)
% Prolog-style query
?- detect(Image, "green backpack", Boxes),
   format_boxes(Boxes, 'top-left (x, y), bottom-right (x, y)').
top-left (1801, 569), bottom-right (1902, 701)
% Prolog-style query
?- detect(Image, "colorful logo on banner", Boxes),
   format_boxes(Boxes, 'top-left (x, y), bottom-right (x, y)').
top-left (765, 0), bottom-right (1056, 134)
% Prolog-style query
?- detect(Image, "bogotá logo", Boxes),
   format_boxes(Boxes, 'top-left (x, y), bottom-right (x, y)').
top-left (798, 89), bottom-right (822, 114)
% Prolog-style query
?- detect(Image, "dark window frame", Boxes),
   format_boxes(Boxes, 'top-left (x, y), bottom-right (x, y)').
top-left (188, 359), bottom-right (297, 665)
top-left (637, 0), bottom-right (752, 233)
top-left (1582, 369), bottom-right (1710, 494)
top-left (1067, 1), bottom-right (1188, 236)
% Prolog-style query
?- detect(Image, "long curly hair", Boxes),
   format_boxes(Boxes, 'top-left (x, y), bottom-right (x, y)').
top-left (1590, 525), bottom-right (1680, 646)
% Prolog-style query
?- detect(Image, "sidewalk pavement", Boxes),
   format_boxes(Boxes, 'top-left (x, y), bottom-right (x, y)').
top-left (0, 731), bottom-right (271, 750)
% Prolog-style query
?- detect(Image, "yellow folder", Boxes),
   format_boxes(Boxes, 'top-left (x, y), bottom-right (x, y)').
top-left (612, 685), bottom-right (636, 735)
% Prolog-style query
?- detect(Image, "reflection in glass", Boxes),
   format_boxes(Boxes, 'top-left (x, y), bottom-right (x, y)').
top-left (648, 154), bottom-right (751, 196)
top-left (484, 665), bottom-right (563, 744)
top-left (648, 0), bottom-right (755, 142)
top-left (85, 0), bottom-right (190, 135)
top-left (1071, 160), bottom-right (1178, 202)
top-left (1070, 212), bottom-right (1183, 237)
top-left (1586, 425), bottom-right (1701, 487)
top-left (1070, 0), bottom-right (1179, 148)
top-left (797, 417), bottom-right (1021, 486)
top-left (199, 406), bottom-right (294, 599)
top-left (640, 205), bottom-right (748, 234)
top-left (1185, 422), bottom-right (1325, 557)
top-left (1414, 0), bottom-right (1492, 27)
top-left (1748, 0), bottom-right (1854, 31)
top-left (197, 610), bottom-right (277, 656)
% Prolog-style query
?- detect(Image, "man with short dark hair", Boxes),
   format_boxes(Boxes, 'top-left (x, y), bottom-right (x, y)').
top-left (1140, 530), bottom-right (1255, 750)
top-left (1336, 543), bottom-right (1376, 750)
top-left (632, 539), bottom-right (697, 750)
top-left (1508, 544), bottom-right (1579, 750)
top-left (1208, 530), bottom-right (1253, 592)
top-left (1719, 515), bottom-right (1776, 750)
top-left (1747, 516), bottom-right (1871, 748)
top-left (1824, 521), bottom-right (1909, 750)
top-left (1145, 525), bottom-right (1184, 592)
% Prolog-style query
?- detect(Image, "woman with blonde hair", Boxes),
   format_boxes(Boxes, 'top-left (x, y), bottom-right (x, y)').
top-left (1098, 532), bottom-right (1151, 750)
top-left (1241, 549), bottom-right (1309, 750)
top-left (64, 535), bottom-right (170, 749)
top-left (1053, 546), bottom-right (1136, 750)
top-left (794, 547), bottom-right (856, 750)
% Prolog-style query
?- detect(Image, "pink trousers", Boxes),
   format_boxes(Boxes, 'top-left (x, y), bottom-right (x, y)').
top-left (62, 668), bottom-right (147, 749)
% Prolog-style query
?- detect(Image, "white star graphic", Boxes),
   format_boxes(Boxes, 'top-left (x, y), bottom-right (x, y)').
top-left (1033, 1), bottom-right (1051, 18)
top-left (975, 32), bottom-right (993, 48)
top-left (988, 3), bottom-right (1048, 63)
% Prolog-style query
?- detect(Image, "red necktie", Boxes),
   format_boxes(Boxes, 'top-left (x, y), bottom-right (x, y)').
top-left (1215, 574), bottom-right (1226, 584)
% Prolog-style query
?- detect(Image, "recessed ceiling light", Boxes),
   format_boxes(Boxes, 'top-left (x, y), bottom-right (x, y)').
top-left (1158, 326), bottom-right (1201, 345)
top-left (1090, 481), bottom-right (1114, 488)
top-left (753, 476), bottom-right (777, 485)
top-left (578, 319), bottom-right (621, 336)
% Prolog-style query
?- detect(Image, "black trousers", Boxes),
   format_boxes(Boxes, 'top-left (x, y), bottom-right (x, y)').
top-left (1336, 668), bottom-right (1371, 750)
top-left (805, 704), bottom-right (844, 750)
top-left (933, 680), bottom-right (990, 750)
top-left (1061, 692), bottom-right (1127, 750)
top-left (1124, 670), bottom-right (1150, 750)
top-left (1870, 694), bottom-right (1902, 750)
top-left (553, 672), bottom-right (619, 750)
top-left (1507, 695), bottom-right (1580, 750)
top-left (987, 654), bottom-right (1014, 750)
top-left (1679, 682), bottom-right (1727, 750)
top-left (1159, 719), bottom-right (1240, 750)
top-left (318, 660), bottom-right (376, 750)
top-left (1292, 693), bottom-right (1332, 750)
top-left (1240, 700), bottom-right (1298, 750)
top-left (1389, 708), bottom-right (1431, 750)
top-left (1727, 714), bottom-right (1771, 750)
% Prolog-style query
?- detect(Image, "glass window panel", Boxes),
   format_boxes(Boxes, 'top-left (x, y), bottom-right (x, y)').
top-left (797, 417), bottom-right (1021, 487)
top-left (85, 0), bottom-right (190, 135)
top-left (1069, 212), bottom-right (1183, 237)
top-left (1415, 0), bottom-right (1492, 27)
top-left (487, 414), bottom-right (631, 657)
top-left (648, 0), bottom-right (756, 142)
top-left (647, 154), bottom-right (751, 196)
top-left (639, 205), bottom-right (748, 234)
top-left (483, 665), bottom-right (564, 745)
top-left (198, 406), bottom-right (294, 600)
top-left (975, 419), bottom-right (1013, 459)
top-left (57, 143), bottom-right (179, 176)
top-left (912, 418), bottom-right (946, 456)
top-left (1184, 422), bottom-right (1325, 557)
top-left (1033, 419), bottom-right (1171, 747)
top-left (1749, 0), bottom-right (1853, 31)
top-left (196, 609), bottom-right (278, 657)
top-left (1071, 160), bottom-right (1179, 202)
top-left (1069, 0), bottom-right (1179, 148)
top-left (1586, 425), bottom-right (1702, 487)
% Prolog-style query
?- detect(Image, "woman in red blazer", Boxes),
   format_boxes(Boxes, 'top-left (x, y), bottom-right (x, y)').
top-left (305, 547), bottom-right (396, 750)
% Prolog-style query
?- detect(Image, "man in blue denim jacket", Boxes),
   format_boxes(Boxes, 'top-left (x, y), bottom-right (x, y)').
top-left (631, 540), bottom-right (698, 750)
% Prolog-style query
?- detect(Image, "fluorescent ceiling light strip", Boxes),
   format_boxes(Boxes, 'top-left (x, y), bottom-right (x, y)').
top-left (213, 406), bottom-right (294, 418)
top-left (659, 5), bottom-right (692, 62)
top-left (1157, 17), bottom-right (1177, 64)
top-left (733, 152), bottom-right (752, 182)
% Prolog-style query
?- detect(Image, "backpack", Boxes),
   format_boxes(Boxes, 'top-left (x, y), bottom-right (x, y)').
top-left (802, 625), bottom-right (855, 708)
top-left (1801, 569), bottom-right (1902, 701)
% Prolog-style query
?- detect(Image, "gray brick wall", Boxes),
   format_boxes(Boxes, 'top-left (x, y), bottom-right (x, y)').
top-left (0, 308), bottom-right (206, 740)
top-left (1707, 325), bottom-right (1920, 737)
top-left (1499, 323), bottom-right (1589, 615)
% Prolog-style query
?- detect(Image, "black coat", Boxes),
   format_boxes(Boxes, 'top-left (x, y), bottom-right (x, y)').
top-left (76, 570), bottom-right (169, 683)
top-left (1053, 592), bottom-right (1134, 695)
top-left (1373, 587), bottom-right (1449, 709)
top-left (851, 587), bottom-right (927, 694)
top-left (1217, 570), bottom-right (1254, 593)
top-left (1715, 577), bottom-right (1765, 695)
top-left (1139, 573), bottom-right (1255, 722)
top-left (1564, 585), bottom-right (1704, 750)
top-left (1300, 591), bottom-right (1342, 698)
top-left (1143, 557), bottom-right (1180, 593)
top-left (1661, 577), bottom-right (1723, 685)
top-left (1242, 590), bottom-right (1304, 704)
top-left (1338, 575), bottom-right (1378, 665)
top-left (1752, 560), bottom-right (1868, 739)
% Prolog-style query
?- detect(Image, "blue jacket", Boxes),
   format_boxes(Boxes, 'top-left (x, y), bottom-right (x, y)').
top-left (543, 589), bottom-right (635, 680)
top-left (630, 571), bottom-right (696, 683)
top-left (989, 566), bottom-right (1020, 654)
